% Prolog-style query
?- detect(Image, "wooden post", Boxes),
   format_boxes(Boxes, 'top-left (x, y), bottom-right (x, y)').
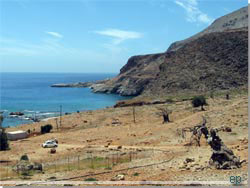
top-left (78, 155), bottom-right (80, 170)
top-left (107, 157), bottom-right (110, 169)
top-left (91, 154), bottom-right (94, 169)
top-left (116, 153), bottom-right (119, 164)
top-left (133, 107), bottom-right (136, 123)
top-left (112, 154), bottom-right (115, 166)
top-left (68, 156), bottom-right (70, 171)
top-left (55, 161), bottom-right (57, 173)
top-left (6, 161), bottom-right (9, 178)
top-left (55, 118), bottom-right (58, 131)
top-left (60, 105), bottom-right (62, 127)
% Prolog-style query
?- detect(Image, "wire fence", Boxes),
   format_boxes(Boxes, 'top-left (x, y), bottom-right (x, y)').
top-left (0, 149), bottom-right (153, 181)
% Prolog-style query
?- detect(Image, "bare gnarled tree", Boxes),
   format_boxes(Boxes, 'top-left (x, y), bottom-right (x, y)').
top-left (157, 107), bottom-right (172, 123)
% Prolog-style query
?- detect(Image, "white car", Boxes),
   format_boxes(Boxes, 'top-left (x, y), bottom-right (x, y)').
top-left (42, 140), bottom-right (58, 148)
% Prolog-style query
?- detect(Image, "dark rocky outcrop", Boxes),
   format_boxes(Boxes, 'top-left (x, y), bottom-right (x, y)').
top-left (9, 112), bottom-right (24, 116)
top-left (51, 82), bottom-right (93, 88)
top-left (13, 155), bottom-right (43, 172)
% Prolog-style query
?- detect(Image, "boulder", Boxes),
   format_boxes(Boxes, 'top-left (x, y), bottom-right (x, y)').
top-left (111, 174), bottom-right (125, 181)
top-left (117, 146), bottom-right (122, 149)
top-left (10, 112), bottom-right (24, 116)
top-left (13, 155), bottom-right (43, 172)
top-left (185, 158), bottom-right (195, 163)
top-left (50, 148), bottom-right (56, 154)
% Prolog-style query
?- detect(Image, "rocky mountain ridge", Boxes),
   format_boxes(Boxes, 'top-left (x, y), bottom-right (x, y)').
top-left (52, 6), bottom-right (248, 97)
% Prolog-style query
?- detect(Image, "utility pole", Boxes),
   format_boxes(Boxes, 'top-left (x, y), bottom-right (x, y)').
top-left (0, 114), bottom-right (3, 128)
top-left (60, 105), bottom-right (62, 127)
top-left (133, 106), bottom-right (136, 123)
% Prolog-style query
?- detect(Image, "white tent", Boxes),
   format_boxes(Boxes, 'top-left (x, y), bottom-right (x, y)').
top-left (7, 130), bottom-right (28, 141)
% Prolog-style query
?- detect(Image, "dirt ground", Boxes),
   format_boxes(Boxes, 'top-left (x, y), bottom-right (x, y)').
top-left (0, 92), bottom-right (248, 186)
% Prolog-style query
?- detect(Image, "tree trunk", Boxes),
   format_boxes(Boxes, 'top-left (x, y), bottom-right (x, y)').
top-left (163, 114), bottom-right (170, 123)
top-left (201, 105), bottom-right (205, 111)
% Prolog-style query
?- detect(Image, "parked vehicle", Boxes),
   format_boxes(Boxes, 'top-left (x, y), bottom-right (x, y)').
top-left (42, 140), bottom-right (58, 148)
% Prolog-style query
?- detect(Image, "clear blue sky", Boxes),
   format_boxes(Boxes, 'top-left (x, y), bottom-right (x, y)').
top-left (0, 0), bottom-right (247, 73)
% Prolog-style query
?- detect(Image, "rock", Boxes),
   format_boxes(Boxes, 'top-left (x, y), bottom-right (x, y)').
top-left (13, 160), bottom-right (43, 172)
top-left (104, 143), bottom-right (110, 147)
top-left (50, 148), bottom-right (56, 154)
top-left (179, 165), bottom-right (187, 169)
top-left (190, 163), bottom-right (199, 167)
top-left (111, 174), bottom-right (125, 181)
top-left (185, 158), bottom-right (195, 163)
top-left (117, 146), bottom-right (122, 149)
top-left (91, 84), bottom-right (113, 93)
top-left (51, 82), bottom-right (93, 88)
top-left (47, 176), bottom-right (57, 180)
top-left (240, 138), bottom-right (248, 144)
top-left (224, 126), bottom-right (232, 132)
top-left (111, 119), bottom-right (122, 125)
top-left (10, 112), bottom-right (24, 116)
top-left (33, 162), bottom-right (43, 171)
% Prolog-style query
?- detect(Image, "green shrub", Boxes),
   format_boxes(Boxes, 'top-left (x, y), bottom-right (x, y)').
top-left (133, 172), bottom-right (140, 176)
top-left (191, 96), bottom-right (207, 111)
top-left (84, 178), bottom-right (98, 181)
top-left (165, 99), bottom-right (174, 103)
top-left (20, 154), bottom-right (29, 161)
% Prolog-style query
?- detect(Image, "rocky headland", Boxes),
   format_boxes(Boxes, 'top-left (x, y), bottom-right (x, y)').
top-left (51, 6), bottom-right (248, 97)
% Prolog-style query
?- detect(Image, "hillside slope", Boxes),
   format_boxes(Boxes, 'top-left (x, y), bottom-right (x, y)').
top-left (143, 28), bottom-right (248, 96)
top-left (89, 6), bottom-right (248, 96)
top-left (53, 6), bottom-right (248, 97)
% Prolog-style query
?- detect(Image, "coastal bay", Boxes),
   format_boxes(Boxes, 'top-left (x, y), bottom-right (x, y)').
top-left (0, 72), bottom-right (130, 127)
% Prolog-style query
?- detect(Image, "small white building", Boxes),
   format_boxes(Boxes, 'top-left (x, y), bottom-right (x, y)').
top-left (7, 130), bottom-right (28, 141)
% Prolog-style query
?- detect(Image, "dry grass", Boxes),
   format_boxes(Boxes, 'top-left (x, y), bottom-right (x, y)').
top-left (0, 90), bottom-right (248, 183)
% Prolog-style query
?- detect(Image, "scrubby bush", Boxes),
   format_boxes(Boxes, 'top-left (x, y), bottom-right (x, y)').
top-left (0, 115), bottom-right (9, 151)
top-left (84, 178), bottom-right (98, 181)
top-left (191, 96), bottom-right (207, 111)
top-left (40, 124), bottom-right (53, 134)
top-left (0, 128), bottom-right (9, 151)
top-left (20, 154), bottom-right (29, 161)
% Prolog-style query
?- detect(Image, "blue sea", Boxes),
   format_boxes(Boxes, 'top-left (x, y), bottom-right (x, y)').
top-left (0, 72), bottom-right (130, 127)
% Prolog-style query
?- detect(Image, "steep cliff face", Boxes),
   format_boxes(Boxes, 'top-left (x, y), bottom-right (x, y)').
top-left (91, 53), bottom-right (165, 96)
top-left (89, 6), bottom-right (248, 96)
